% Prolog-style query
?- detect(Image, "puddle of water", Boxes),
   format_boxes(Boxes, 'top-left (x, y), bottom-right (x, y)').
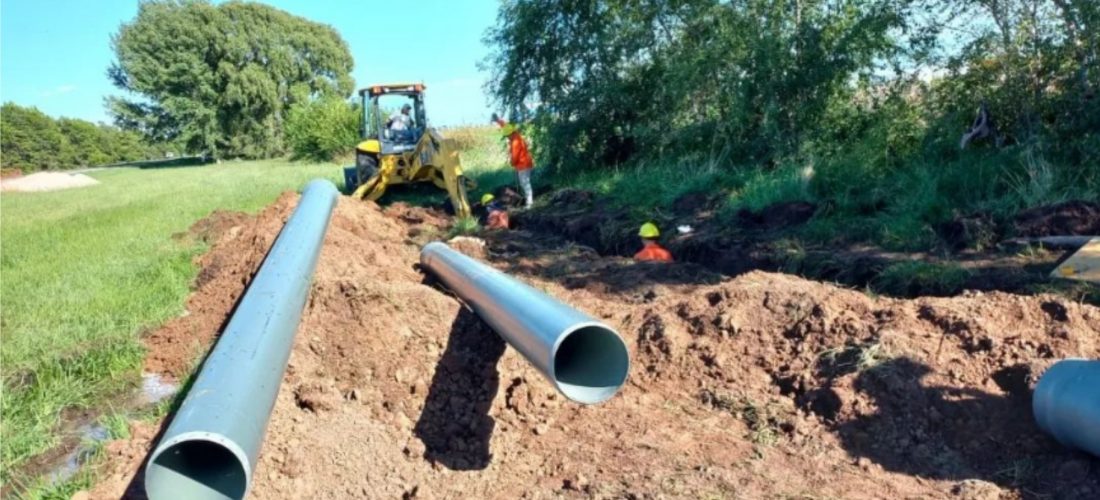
top-left (141, 372), bottom-right (178, 404)
top-left (48, 423), bottom-right (109, 484)
top-left (45, 373), bottom-right (178, 486)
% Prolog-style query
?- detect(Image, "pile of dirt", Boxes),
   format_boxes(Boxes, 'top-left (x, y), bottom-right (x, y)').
top-left (0, 171), bottom-right (99, 192)
top-left (1014, 200), bottom-right (1100, 237)
top-left (89, 194), bottom-right (1099, 499)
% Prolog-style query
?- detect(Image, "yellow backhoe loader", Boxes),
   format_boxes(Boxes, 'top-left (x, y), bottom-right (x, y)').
top-left (348, 83), bottom-right (473, 217)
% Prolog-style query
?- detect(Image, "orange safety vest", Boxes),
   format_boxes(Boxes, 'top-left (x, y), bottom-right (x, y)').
top-left (496, 119), bottom-right (534, 171)
top-left (634, 241), bottom-right (673, 262)
top-left (487, 209), bottom-right (510, 230)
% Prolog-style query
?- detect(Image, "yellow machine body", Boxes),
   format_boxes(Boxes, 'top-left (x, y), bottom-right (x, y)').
top-left (349, 83), bottom-right (473, 218)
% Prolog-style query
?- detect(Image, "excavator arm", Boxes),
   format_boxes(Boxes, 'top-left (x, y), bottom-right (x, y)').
top-left (422, 130), bottom-right (473, 218)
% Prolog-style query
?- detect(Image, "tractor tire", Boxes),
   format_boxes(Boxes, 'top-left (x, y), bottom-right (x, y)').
top-left (356, 155), bottom-right (379, 185)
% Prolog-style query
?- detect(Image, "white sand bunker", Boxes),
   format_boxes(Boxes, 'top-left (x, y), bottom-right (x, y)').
top-left (1, 171), bottom-right (100, 192)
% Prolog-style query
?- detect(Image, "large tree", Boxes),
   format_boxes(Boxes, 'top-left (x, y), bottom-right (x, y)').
top-left (108, 0), bottom-right (354, 158)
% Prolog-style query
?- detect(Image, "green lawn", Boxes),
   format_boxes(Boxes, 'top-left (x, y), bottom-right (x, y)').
top-left (0, 160), bottom-right (344, 484)
top-left (0, 128), bottom-right (512, 490)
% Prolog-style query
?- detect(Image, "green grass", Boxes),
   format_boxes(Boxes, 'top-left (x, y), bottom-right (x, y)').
top-left (0, 160), bottom-right (343, 485)
top-left (872, 261), bottom-right (972, 296)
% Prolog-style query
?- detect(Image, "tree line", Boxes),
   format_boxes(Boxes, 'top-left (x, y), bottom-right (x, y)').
top-left (485, 0), bottom-right (1099, 173)
top-left (2, 1), bottom-right (359, 171)
top-left (0, 103), bottom-right (152, 172)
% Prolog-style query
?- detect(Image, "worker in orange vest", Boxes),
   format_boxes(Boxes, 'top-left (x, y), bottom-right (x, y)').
top-left (634, 222), bottom-right (674, 262)
top-left (492, 113), bottom-right (535, 208)
top-left (478, 193), bottom-right (510, 230)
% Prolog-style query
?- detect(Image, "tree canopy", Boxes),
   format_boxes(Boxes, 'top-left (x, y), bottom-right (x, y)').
top-left (108, 0), bottom-right (354, 158)
top-left (1, 103), bottom-right (149, 172)
top-left (485, 0), bottom-right (1100, 173)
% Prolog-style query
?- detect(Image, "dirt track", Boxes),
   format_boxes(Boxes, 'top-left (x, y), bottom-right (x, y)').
top-left (90, 193), bottom-right (1100, 499)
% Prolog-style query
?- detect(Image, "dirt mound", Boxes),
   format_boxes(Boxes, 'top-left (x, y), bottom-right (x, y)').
top-left (144, 197), bottom-right (296, 379)
top-left (1015, 200), bottom-right (1100, 237)
top-left (90, 195), bottom-right (1100, 499)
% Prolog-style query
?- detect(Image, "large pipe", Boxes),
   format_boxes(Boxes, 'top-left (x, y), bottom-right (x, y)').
top-left (1032, 358), bottom-right (1100, 458)
top-left (420, 241), bottom-right (629, 404)
top-left (145, 179), bottom-right (338, 500)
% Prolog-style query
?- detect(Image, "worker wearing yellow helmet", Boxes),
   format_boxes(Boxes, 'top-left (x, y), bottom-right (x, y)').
top-left (477, 192), bottom-right (510, 230)
top-left (491, 112), bottom-right (535, 208)
top-left (634, 222), bottom-right (673, 262)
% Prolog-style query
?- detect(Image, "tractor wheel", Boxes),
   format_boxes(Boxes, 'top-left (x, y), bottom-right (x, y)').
top-left (356, 155), bottom-right (379, 184)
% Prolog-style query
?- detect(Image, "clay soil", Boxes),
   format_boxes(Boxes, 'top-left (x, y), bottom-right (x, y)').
top-left (88, 193), bottom-right (1099, 499)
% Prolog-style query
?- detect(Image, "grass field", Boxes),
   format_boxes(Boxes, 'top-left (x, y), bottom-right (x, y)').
top-left (0, 127), bottom-right (511, 490)
top-left (0, 161), bottom-right (341, 485)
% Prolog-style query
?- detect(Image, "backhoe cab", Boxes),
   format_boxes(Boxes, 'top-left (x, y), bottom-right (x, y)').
top-left (350, 83), bottom-right (473, 218)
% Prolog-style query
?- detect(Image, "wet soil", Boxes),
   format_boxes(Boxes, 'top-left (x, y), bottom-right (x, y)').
top-left (87, 193), bottom-right (1100, 499)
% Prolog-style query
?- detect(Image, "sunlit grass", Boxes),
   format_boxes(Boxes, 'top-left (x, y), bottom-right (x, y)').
top-left (0, 160), bottom-right (342, 483)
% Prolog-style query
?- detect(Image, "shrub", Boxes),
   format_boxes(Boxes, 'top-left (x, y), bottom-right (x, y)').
top-left (285, 97), bottom-right (360, 162)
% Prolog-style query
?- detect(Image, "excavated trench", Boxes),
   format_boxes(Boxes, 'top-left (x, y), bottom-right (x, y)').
top-left (87, 192), bottom-right (1100, 499)
top-left (512, 189), bottom-right (1099, 300)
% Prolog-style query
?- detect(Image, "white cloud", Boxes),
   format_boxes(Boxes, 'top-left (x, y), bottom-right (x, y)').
top-left (39, 84), bottom-right (77, 98)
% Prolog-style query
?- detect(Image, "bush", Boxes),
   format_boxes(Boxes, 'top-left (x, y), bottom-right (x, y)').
top-left (285, 97), bottom-right (360, 162)
top-left (1, 103), bottom-right (151, 172)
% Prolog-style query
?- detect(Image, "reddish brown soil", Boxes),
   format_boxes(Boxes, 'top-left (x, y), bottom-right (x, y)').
top-left (1014, 201), bottom-right (1100, 237)
top-left (89, 194), bottom-right (1100, 499)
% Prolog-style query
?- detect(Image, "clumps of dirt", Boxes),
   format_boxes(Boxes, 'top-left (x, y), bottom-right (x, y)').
top-left (1014, 200), bottom-right (1100, 237)
top-left (736, 201), bottom-right (817, 230)
top-left (172, 210), bottom-right (251, 245)
top-left (938, 211), bottom-right (999, 251)
top-left (143, 195), bottom-right (296, 379)
top-left (381, 202), bottom-right (450, 245)
top-left (91, 193), bottom-right (1100, 499)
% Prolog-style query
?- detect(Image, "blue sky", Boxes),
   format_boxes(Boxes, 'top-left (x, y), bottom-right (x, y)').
top-left (0, 0), bottom-right (500, 127)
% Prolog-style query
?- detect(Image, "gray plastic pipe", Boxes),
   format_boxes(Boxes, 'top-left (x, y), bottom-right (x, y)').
top-left (420, 241), bottom-right (629, 404)
top-left (145, 179), bottom-right (338, 500)
top-left (1032, 358), bottom-right (1100, 458)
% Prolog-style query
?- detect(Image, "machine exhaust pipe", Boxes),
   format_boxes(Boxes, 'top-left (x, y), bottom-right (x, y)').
top-left (420, 241), bottom-right (629, 404)
top-left (1032, 358), bottom-right (1100, 458)
top-left (145, 179), bottom-right (338, 500)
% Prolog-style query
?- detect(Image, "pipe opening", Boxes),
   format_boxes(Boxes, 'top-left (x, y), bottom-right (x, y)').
top-left (553, 325), bottom-right (630, 404)
top-left (146, 439), bottom-right (248, 500)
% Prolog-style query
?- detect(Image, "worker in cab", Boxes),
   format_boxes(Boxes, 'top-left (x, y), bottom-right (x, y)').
top-left (387, 103), bottom-right (414, 140)
top-left (491, 113), bottom-right (535, 208)
top-left (634, 222), bottom-right (673, 262)
top-left (479, 193), bottom-right (510, 230)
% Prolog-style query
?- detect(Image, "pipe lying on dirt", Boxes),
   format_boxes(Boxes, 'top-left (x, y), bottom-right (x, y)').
top-left (1032, 358), bottom-right (1100, 458)
top-left (144, 179), bottom-right (338, 500)
top-left (420, 241), bottom-right (630, 404)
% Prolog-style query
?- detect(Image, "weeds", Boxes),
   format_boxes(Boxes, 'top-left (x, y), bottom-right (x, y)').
top-left (447, 216), bottom-right (481, 238)
top-left (700, 390), bottom-right (787, 447)
top-left (818, 341), bottom-right (890, 377)
top-left (873, 261), bottom-right (971, 296)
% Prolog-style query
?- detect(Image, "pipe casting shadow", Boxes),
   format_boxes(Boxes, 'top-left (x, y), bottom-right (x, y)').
top-left (420, 241), bottom-right (630, 404)
top-left (144, 179), bottom-right (339, 500)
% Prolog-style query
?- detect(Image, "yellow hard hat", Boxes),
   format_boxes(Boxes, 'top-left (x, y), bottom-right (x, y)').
top-left (481, 193), bottom-right (495, 204)
top-left (639, 222), bottom-right (660, 238)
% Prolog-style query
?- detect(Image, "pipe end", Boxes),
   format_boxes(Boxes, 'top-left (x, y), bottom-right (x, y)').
top-left (552, 324), bottom-right (630, 404)
top-left (145, 433), bottom-right (250, 500)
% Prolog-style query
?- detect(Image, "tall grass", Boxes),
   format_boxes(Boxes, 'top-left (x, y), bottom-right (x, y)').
top-left (0, 160), bottom-right (342, 483)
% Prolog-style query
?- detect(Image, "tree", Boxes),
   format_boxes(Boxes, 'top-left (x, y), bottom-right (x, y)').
top-left (107, 0), bottom-right (354, 159)
top-left (1, 103), bottom-right (70, 171)
top-left (484, 0), bottom-right (908, 172)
